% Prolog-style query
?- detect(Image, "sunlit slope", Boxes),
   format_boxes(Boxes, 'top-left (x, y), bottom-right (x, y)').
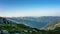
top-left (44, 21), bottom-right (60, 30)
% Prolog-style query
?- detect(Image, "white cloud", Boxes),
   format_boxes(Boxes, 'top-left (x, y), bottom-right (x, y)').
top-left (0, 11), bottom-right (60, 17)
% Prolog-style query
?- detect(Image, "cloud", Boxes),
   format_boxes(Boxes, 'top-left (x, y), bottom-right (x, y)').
top-left (0, 11), bottom-right (60, 17)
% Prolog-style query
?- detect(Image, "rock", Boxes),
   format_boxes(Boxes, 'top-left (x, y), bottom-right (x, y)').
top-left (1, 30), bottom-right (10, 34)
top-left (23, 30), bottom-right (28, 32)
top-left (12, 33), bottom-right (20, 34)
top-left (0, 31), bottom-right (1, 34)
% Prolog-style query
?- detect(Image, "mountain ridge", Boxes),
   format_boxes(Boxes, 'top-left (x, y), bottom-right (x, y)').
top-left (0, 16), bottom-right (60, 34)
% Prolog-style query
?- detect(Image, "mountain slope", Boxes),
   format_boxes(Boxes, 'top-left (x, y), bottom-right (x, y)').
top-left (0, 17), bottom-right (60, 34)
top-left (0, 17), bottom-right (42, 34)
top-left (44, 21), bottom-right (60, 30)
top-left (6, 16), bottom-right (60, 29)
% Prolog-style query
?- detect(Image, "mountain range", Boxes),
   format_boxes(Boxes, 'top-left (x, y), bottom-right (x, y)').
top-left (5, 16), bottom-right (60, 29)
top-left (0, 16), bottom-right (60, 34)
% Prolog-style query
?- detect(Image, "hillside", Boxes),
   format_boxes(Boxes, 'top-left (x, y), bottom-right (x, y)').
top-left (6, 16), bottom-right (60, 28)
top-left (0, 17), bottom-right (42, 34)
top-left (43, 21), bottom-right (60, 30)
top-left (46, 21), bottom-right (60, 34)
top-left (0, 17), bottom-right (60, 34)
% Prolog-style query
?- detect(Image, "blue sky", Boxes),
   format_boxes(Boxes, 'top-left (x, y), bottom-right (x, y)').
top-left (0, 0), bottom-right (60, 17)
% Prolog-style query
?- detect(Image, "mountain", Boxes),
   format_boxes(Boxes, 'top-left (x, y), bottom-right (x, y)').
top-left (0, 17), bottom-right (44, 34)
top-left (0, 16), bottom-right (60, 34)
top-left (6, 16), bottom-right (60, 29)
top-left (44, 21), bottom-right (60, 30)
top-left (45, 21), bottom-right (60, 34)
top-left (0, 17), bottom-right (32, 34)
